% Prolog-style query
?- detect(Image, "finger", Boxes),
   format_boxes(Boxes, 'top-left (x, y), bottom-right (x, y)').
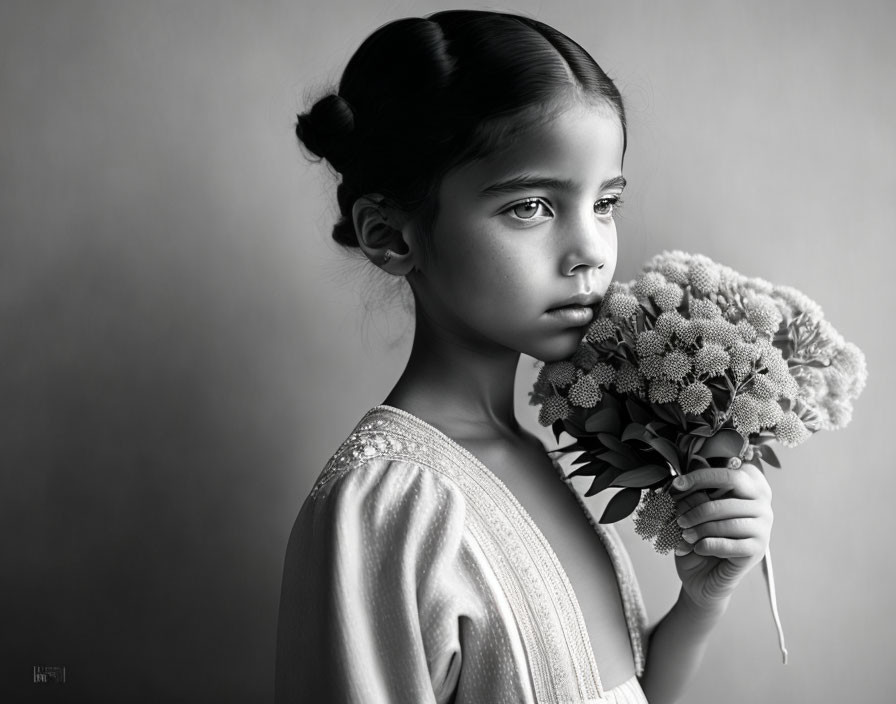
top-left (739, 462), bottom-right (773, 499)
top-left (692, 537), bottom-right (761, 560)
top-left (672, 487), bottom-right (733, 514)
top-left (672, 467), bottom-right (761, 500)
top-left (673, 538), bottom-right (693, 557)
top-left (672, 490), bottom-right (711, 515)
top-left (672, 487), bottom-right (729, 516)
top-left (677, 498), bottom-right (762, 529)
top-left (680, 517), bottom-right (760, 544)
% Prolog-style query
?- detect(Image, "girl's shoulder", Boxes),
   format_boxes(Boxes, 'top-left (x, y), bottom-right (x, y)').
top-left (300, 405), bottom-right (476, 542)
top-left (308, 405), bottom-right (448, 500)
top-left (287, 407), bottom-right (472, 588)
top-left (308, 404), bottom-right (493, 506)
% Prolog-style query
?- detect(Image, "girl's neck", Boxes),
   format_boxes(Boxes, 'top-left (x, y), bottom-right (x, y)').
top-left (383, 311), bottom-right (523, 444)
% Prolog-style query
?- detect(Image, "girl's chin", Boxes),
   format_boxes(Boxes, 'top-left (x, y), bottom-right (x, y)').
top-left (527, 331), bottom-right (587, 363)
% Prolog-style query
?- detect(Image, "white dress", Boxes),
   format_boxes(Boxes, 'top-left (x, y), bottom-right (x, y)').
top-left (276, 405), bottom-right (650, 703)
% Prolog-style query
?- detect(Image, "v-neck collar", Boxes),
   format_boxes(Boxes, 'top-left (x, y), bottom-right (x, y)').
top-left (352, 405), bottom-right (647, 699)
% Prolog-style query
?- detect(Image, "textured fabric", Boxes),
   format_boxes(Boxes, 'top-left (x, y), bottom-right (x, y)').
top-left (276, 405), bottom-right (650, 703)
top-left (605, 675), bottom-right (649, 704)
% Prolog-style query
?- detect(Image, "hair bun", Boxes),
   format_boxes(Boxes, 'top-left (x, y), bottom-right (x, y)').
top-left (296, 94), bottom-right (356, 171)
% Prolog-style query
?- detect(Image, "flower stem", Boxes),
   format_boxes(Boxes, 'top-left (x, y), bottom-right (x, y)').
top-left (762, 546), bottom-right (788, 665)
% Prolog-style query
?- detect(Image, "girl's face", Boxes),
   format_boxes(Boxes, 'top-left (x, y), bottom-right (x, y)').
top-left (409, 102), bottom-right (624, 362)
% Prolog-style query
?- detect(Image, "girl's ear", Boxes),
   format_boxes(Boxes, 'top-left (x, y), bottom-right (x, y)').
top-left (352, 195), bottom-right (416, 276)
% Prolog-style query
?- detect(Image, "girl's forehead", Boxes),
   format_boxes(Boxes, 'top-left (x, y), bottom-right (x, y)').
top-left (447, 105), bottom-right (625, 194)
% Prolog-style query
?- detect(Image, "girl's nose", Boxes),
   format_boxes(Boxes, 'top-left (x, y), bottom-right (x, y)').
top-left (563, 257), bottom-right (606, 276)
top-left (559, 213), bottom-right (613, 276)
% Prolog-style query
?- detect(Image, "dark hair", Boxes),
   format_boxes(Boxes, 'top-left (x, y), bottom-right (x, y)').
top-left (296, 9), bottom-right (626, 249)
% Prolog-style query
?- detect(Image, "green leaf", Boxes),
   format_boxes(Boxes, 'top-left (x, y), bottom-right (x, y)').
top-left (688, 454), bottom-right (711, 470)
top-left (690, 424), bottom-right (716, 437)
top-left (566, 460), bottom-right (620, 477)
top-left (625, 399), bottom-right (654, 426)
top-left (601, 391), bottom-right (624, 415)
top-left (724, 375), bottom-right (737, 396)
top-left (647, 436), bottom-right (681, 472)
top-left (597, 451), bottom-right (641, 471)
top-left (599, 487), bottom-right (643, 523)
top-left (685, 438), bottom-right (696, 471)
top-left (745, 455), bottom-right (765, 470)
top-left (551, 441), bottom-right (580, 453)
top-left (611, 465), bottom-right (670, 488)
top-left (700, 428), bottom-right (747, 460)
top-left (759, 445), bottom-right (781, 468)
top-left (567, 460), bottom-right (608, 479)
top-left (552, 419), bottom-right (565, 443)
top-left (597, 433), bottom-right (642, 461)
top-left (585, 408), bottom-right (622, 435)
top-left (652, 403), bottom-right (680, 426)
top-left (570, 453), bottom-right (593, 466)
top-left (621, 423), bottom-right (650, 443)
top-left (645, 421), bottom-right (669, 436)
top-left (563, 416), bottom-right (587, 437)
top-left (670, 403), bottom-right (688, 427)
top-left (584, 469), bottom-right (620, 497)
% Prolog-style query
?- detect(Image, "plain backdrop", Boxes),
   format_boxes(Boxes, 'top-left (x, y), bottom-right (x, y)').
top-left (2, 1), bottom-right (894, 702)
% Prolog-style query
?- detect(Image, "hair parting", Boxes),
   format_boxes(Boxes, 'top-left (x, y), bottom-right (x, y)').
top-left (295, 10), bottom-right (626, 251)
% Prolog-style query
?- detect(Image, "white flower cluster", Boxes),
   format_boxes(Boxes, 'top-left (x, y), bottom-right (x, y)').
top-left (533, 251), bottom-right (867, 447)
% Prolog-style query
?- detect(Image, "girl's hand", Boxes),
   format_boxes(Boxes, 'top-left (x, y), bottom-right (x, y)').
top-left (671, 462), bottom-right (773, 612)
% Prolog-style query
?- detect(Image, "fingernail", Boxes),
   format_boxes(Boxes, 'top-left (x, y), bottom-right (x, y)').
top-left (672, 476), bottom-right (688, 490)
top-left (681, 528), bottom-right (696, 543)
top-left (674, 546), bottom-right (690, 557)
top-left (676, 516), bottom-right (687, 528)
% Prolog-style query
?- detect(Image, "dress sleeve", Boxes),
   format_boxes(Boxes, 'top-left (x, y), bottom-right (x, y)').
top-left (275, 459), bottom-right (467, 704)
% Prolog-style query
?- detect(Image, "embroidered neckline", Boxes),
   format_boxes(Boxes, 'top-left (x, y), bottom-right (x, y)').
top-left (312, 404), bottom-right (647, 700)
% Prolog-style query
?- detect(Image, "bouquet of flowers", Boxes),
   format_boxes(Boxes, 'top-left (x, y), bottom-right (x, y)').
top-left (531, 251), bottom-right (867, 661)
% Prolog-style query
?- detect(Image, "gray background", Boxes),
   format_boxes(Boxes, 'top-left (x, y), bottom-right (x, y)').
top-left (2, 0), bottom-right (893, 701)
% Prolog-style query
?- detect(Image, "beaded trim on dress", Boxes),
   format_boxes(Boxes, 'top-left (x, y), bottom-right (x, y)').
top-left (311, 405), bottom-right (648, 701)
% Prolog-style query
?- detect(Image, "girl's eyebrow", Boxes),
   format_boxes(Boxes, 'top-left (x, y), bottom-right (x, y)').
top-left (477, 174), bottom-right (626, 198)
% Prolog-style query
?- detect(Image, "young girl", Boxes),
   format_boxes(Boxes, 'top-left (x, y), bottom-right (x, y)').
top-left (276, 10), bottom-right (773, 704)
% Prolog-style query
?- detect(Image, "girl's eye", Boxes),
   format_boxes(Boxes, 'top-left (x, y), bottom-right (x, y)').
top-left (595, 196), bottom-right (623, 217)
top-left (503, 198), bottom-right (553, 222)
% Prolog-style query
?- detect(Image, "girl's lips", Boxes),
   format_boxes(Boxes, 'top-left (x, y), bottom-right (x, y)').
top-left (545, 304), bottom-right (595, 326)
